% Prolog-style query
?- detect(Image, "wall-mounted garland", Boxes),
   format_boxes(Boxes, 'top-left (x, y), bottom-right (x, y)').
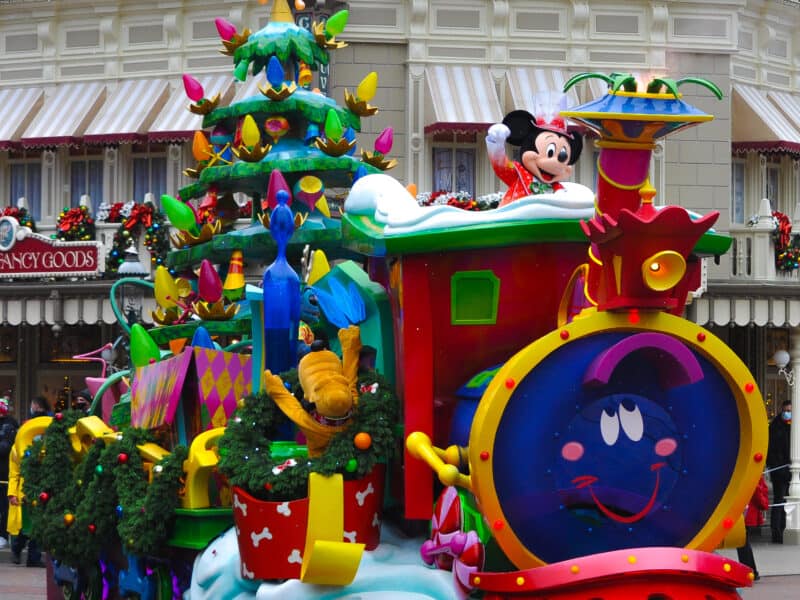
top-left (104, 201), bottom-right (171, 275)
top-left (55, 206), bottom-right (96, 242)
top-left (2, 206), bottom-right (36, 231)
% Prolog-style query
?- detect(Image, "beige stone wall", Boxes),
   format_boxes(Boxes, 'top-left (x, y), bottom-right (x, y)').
top-left (662, 51), bottom-right (733, 281)
top-left (330, 42), bottom-right (409, 184)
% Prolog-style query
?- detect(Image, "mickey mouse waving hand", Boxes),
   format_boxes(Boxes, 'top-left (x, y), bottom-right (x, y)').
top-left (486, 93), bottom-right (583, 207)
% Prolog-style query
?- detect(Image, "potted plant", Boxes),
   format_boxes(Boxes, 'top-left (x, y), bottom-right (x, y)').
top-left (217, 367), bottom-right (399, 580)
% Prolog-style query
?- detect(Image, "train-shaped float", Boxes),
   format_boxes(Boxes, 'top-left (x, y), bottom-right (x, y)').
top-left (13, 2), bottom-right (767, 599)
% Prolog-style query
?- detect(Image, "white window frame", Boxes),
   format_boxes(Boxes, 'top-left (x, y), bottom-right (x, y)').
top-left (8, 151), bottom-right (42, 222)
top-left (68, 152), bottom-right (104, 214)
top-left (432, 144), bottom-right (477, 197)
top-left (131, 146), bottom-right (168, 206)
top-left (731, 157), bottom-right (745, 225)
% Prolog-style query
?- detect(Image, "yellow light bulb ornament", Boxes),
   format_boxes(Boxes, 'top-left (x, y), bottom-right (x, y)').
top-left (154, 266), bottom-right (179, 309)
top-left (356, 72), bottom-right (378, 102)
top-left (324, 110), bottom-right (343, 142)
top-left (241, 114), bottom-right (261, 148)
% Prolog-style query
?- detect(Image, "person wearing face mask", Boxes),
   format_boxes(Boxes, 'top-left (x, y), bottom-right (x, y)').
top-left (767, 400), bottom-right (792, 543)
top-left (28, 396), bottom-right (50, 419)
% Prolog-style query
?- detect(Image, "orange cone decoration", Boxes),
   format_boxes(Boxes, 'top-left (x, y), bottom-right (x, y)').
top-left (223, 250), bottom-right (245, 301)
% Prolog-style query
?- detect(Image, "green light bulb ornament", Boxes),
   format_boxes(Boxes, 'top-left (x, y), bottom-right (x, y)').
top-left (130, 323), bottom-right (161, 369)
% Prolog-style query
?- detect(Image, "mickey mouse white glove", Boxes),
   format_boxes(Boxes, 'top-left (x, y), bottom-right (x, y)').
top-left (486, 123), bottom-right (511, 162)
top-left (486, 123), bottom-right (510, 144)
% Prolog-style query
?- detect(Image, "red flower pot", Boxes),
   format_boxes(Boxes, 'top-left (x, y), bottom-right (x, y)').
top-left (232, 465), bottom-right (386, 581)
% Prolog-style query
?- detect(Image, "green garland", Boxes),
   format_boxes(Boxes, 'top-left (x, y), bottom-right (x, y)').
top-left (218, 369), bottom-right (399, 501)
top-left (55, 205), bottom-right (96, 241)
top-left (21, 412), bottom-right (188, 567)
top-left (105, 201), bottom-right (170, 275)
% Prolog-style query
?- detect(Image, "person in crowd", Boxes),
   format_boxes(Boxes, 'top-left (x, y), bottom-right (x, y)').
top-left (73, 389), bottom-right (92, 414)
top-left (767, 400), bottom-right (792, 543)
top-left (737, 474), bottom-right (769, 581)
top-left (8, 442), bottom-right (43, 566)
top-left (0, 396), bottom-right (18, 549)
top-left (29, 396), bottom-right (50, 419)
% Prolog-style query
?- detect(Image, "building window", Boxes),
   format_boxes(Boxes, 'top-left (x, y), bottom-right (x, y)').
top-left (731, 159), bottom-right (745, 224)
top-left (9, 160), bottom-right (42, 221)
top-left (132, 148), bottom-right (167, 205)
top-left (433, 147), bottom-right (476, 197)
top-left (766, 160), bottom-right (780, 211)
top-left (70, 158), bottom-right (103, 215)
top-left (450, 270), bottom-right (500, 325)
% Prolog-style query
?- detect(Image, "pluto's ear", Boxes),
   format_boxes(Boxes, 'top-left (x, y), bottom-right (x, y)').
top-left (502, 110), bottom-right (535, 146)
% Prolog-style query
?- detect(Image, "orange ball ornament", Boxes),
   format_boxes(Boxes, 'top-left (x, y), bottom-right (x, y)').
top-left (354, 432), bottom-right (372, 450)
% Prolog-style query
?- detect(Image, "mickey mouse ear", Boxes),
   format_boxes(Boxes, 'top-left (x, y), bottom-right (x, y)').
top-left (502, 110), bottom-right (536, 146)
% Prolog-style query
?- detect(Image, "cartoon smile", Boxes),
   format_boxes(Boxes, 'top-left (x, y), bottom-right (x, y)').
top-left (538, 169), bottom-right (554, 182)
top-left (571, 462), bottom-right (665, 524)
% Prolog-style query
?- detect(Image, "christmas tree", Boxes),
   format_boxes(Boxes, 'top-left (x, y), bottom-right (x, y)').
top-left (168, 0), bottom-right (392, 271)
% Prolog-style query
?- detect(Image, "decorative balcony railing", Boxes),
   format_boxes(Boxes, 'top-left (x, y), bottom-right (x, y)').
top-left (727, 198), bottom-right (800, 283)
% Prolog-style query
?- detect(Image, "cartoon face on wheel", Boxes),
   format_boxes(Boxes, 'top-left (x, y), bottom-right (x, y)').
top-left (557, 393), bottom-right (681, 526)
top-left (484, 330), bottom-right (741, 565)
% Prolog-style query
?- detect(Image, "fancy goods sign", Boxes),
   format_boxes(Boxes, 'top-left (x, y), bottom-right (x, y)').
top-left (0, 216), bottom-right (101, 278)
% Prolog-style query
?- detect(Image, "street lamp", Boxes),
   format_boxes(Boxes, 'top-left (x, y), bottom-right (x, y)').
top-left (774, 349), bottom-right (794, 386)
top-left (116, 242), bottom-right (149, 326)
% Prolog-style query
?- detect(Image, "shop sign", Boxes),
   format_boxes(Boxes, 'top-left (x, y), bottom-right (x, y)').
top-left (0, 216), bottom-right (102, 279)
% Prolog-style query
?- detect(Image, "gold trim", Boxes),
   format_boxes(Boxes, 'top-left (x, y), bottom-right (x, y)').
top-left (610, 90), bottom-right (683, 100)
top-left (596, 159), bottom-right (649, 190)
top-left (561, 110), bottom-right (713, 123)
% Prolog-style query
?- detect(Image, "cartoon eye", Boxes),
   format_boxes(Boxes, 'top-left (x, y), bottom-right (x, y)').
top-left (558, 147), bottom-right (569, 163)
top-left (619, 400), bottom-right (644, 442)
top-left (546, 142), bottom-right (557, 158)
top-left (600, 408), bottom-right (619, 446)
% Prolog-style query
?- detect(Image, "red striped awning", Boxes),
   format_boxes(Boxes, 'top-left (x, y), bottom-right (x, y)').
top-left (732, 84), bottom-right (800, 155)
top-left (84, 79), bottom-right (170, 144)
top-left (0, 87), bottom-right (45, 149)
top-left (424, 65), bottom-right (503, 135)
top-left (148, 74), bottom-right (235, 142)
top-left (504, 68), bottom-right (580, 115)
top-left (20, 82), bottom-right (106, 148)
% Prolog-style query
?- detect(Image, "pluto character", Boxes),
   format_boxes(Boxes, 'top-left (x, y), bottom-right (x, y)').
top-left (263, 325), bottom-right (361, 456)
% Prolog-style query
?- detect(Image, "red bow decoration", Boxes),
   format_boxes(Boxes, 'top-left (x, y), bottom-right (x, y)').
top-left (125, 203), bottom-right (153, 230)
top-left (271, 458), bottom-right (297, 475)
top-left (359, 382), bottom-right (379, 394)
top-left (773, 210), bottom-right (792, 250)
top-left (107, 202), bottom-right (124, 223)
top-left (58, 207), bottom-right (90, 232)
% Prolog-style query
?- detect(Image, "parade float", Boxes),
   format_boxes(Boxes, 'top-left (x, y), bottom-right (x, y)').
top-left (11, 2), bottom-right (767, 599)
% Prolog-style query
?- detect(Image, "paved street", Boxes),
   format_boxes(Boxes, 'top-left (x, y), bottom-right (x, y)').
top-left (0, 545), bottom-right (47, 600)
top-left (0, 540), bottom-right (798, 598)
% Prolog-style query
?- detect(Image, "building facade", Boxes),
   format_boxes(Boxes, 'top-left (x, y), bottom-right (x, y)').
top-left (0, 1), bottom-right (796, 424)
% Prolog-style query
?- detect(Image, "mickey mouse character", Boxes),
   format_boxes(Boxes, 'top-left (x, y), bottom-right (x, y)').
top-left (486, 96), bottom-right (583, 207)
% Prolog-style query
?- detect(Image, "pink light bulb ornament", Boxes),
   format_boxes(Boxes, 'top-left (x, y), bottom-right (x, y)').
top-left (265, 169), bottom-right (292, 211)
top-left (374, 127), bottom-right (394, 155)
top-left (198, 259), bottom-right (224, 303)
top-left (214, 17), bottom-right (237, 41)
top-left (182, 74), bottom-right (205, 102)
